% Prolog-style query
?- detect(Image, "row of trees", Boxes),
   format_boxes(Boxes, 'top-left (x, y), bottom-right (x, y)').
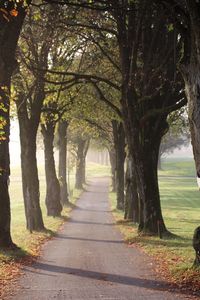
top-left (0, 0), bottom-right (198, 249)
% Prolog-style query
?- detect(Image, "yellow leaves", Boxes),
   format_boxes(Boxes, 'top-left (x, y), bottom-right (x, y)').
top-left (0, 103), bottom-right (8, 113)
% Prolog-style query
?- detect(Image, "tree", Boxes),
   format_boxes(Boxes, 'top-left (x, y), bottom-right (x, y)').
top-left (109, 1), bottom-right (187, 235)
top-left (50, 1), bottom-right (186, 235)
top-left (14, 5), bottom-right (61, 231)
top-left (57, 120), bottom-right (69, 205)
top-left (159, 0), bottom-right (200, 179)
top-left (112, 120), bottom-right (126, 210)
top-left (0, 0), bottom-right (28, 247)
top-left (41, 101), bottom-right (63, 217)
top-left (2, 0), bottom-right (188, 238)
top-left (124, 150), bottom-right (139, 222)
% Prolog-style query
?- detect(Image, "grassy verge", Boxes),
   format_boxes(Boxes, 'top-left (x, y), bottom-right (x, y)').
top-left (0, 167), bottom-right (82, 298)
top-left (110, 158), bottom-right (200, 293)
top-left (86, 162), bottom-right (111, 177)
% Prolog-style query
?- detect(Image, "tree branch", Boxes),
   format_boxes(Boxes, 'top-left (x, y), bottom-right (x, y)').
top-left (91, 81), bottom-right (122, 117)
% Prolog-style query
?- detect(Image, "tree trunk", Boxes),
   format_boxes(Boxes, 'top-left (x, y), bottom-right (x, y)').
top-left (19, 126), bottom-right (44, 231)
top-left (58, 120), bottom-right (69, 205)
top-left (124, 152), bottom-right (139, 222)
top-left (41, 123), bottom-right (62, 217)
top-left (137, 138), bottom-right (166, 234)
top-left (124, 112), bottom-right (169, 235)
top-left (112, 121), bottom-right (126, 210)
top-left (108, 147), bottom-right (116, 192)
top-left (181, 64), bottom-right (200, 177)
top-left (17, 86), bottom-right (46, 231)
top-left (75, 138), bottom-right (90, 189)
top-left (82, 140), bottom-right (90, 184)
top-left (193, 226), bottom-right (200, 267)
top-left (0, 4), bottom-right (27, 247)
top-left (0, 89), bottom-right (13, 246)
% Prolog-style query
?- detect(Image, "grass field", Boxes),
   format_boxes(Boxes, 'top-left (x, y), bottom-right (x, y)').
top-left (0, 165), bottom-right (81, 293)
top-left (110, 157), bottom-right (200, 289)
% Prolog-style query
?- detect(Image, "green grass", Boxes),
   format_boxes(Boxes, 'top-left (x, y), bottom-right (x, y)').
top-left (110, 157), bottom-right (200, 287)
top-left (159, 157), bottom-right (196, 177)
top-left (0, 166), bottom-right (80, 265)
top-left (86, 162), bottom-right (111, 177)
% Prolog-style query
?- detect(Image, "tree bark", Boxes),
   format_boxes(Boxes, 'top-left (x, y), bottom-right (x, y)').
top-left (58, 120), bottom-right (69, 205)
top-left (123, 105), bottom-right (169, 235)
top-left (181, 63), bottom-right (200, 177)
top-left (108, 147), bottom-right (116, 192)
top-left (20, 129), bottom-right (44, 231)
top-left (112, 121), bottom-right (126, 210)
top-left (124, 152), bottom-right (139, 222)
top-left (41, 123), bottom-right (62, 217)
top-left (178, 1), bottom-right (200, 180)
top-left (17, 83), bottom-right (45, 231)
top-left (0, 4), bottom-right (27, 247)
top-left (75, 138), bottom-right (90, 189)
top-left (0, 84), bottom-right (14, 247)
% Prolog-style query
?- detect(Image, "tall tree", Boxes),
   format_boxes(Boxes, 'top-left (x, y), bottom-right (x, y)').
top-left (112, 1), bottom-right (185, 234)
top-left (112, 120), bottom-right (126, 210)
top-left (124, 150), bottom-right (139, 222)
top-left (14, 5), bottom-right (59, 231)
top-left (159, 0), bottom-right (200, 178)
top-left (75, 136), bottom-right (90, 189)
top-left (0, 1), bottom-right (29, 247)
top-left (41, 101), bottom-right (63, 217)
top-left (58, 120), bottom-right (69, 205)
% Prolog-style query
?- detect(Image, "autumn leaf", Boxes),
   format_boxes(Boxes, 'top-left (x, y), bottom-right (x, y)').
top-left (10, 9), bottom-right (18, 17)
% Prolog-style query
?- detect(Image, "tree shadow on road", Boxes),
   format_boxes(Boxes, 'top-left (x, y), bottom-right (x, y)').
top-left (54, 234), bottom-right (123, 244)
top-left (24, 262), bottom-right (197, 297)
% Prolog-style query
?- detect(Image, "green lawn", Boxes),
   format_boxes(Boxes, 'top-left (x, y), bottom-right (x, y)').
top-left (86, 162), bottom-right (111, 177)
top-left (159, 157), bottom-right (196, 177)
top-left (111, 157), bottom-right (200, 286)
top-left (0, 166), bottom-right (80, 263)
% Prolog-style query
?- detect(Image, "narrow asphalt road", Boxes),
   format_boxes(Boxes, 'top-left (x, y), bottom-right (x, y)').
top-left (7, 178), bottom-right (191, 300)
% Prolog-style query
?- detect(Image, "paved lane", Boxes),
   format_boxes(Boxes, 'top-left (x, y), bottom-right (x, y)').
top-left (7, 178), bottom-right (190, 300)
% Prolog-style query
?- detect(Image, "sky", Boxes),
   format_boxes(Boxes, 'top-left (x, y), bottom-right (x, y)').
top-left (10, 120), bottom-right (21, 166)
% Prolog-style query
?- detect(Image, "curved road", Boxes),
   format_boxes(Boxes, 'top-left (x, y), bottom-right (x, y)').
top-left (8, 178), bottom-right (191, 300)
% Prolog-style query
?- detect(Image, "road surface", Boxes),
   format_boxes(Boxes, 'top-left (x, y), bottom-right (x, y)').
top-left (7, 178), bottom-right (192, 300)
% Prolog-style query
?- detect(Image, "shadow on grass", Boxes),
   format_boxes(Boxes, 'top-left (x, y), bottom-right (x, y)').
top-left (128, 236), bottom-right (191, 248)
top-left (115, 219), bottom-right (192, 248)
top-left (0, 247), bottom-right (29, 261)
top-left (64, 202), bottom-right (77, 209)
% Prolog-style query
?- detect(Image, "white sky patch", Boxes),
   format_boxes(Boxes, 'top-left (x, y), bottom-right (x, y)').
top-left (10, 120), bottom-right (21, 166)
